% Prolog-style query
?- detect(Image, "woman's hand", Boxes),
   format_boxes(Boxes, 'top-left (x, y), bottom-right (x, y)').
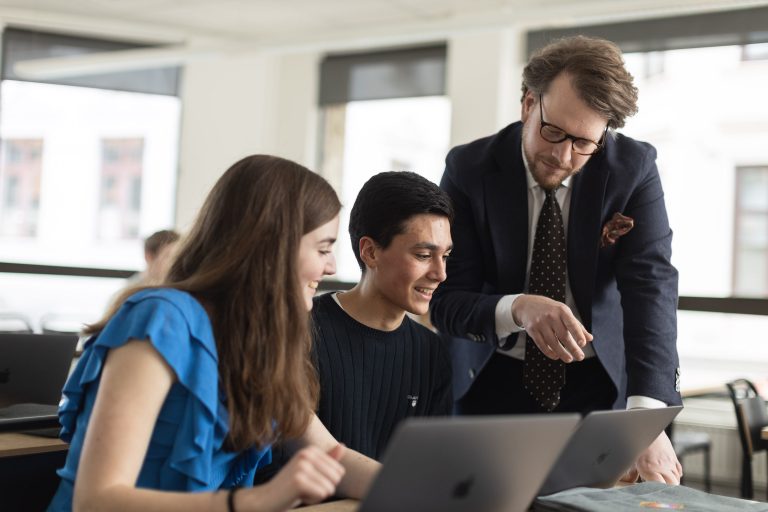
top-left (245, 444), bottom-right (346, 511)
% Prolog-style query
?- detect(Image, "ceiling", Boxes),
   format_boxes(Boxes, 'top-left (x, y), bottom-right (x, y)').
top-left (1, 0), bottom-right (766, 78)
top-left (1, 0), bottom-right (766, 52)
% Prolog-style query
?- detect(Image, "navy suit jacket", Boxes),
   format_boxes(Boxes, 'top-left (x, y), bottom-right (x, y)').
top-left (430, 122), bottom-right (682, 409)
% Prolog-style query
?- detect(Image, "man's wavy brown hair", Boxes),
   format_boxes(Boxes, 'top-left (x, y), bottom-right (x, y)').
top-left (87, 155), bottom-right (341, 450)
top-left (522, 35), bottom-right (638, 129)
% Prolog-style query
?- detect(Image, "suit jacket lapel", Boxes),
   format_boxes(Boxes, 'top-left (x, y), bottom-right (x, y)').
top-left (568, 156), bottom-right (609, 329)
top-left (486, 126), bottom-right (528, 293)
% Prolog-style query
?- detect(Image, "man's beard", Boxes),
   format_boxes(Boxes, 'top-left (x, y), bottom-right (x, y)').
top-left (531, 155), bottom-right (582, 190)
top-left (522, 126), bottom-right (582, 190)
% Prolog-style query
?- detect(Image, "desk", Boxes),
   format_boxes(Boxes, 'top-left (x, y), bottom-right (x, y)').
top-left (289, 484), bottom-right (631, 512)
top-left (303, 500), bottom-right (358, 511)
top-left (0, 432), bottom-right (68, 458)
top-left (0, 433), bottom-right (68, 509)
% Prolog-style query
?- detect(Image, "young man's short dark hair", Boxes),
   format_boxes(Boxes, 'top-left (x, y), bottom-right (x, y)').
top-left (349, 171), bottom-right (454, 271)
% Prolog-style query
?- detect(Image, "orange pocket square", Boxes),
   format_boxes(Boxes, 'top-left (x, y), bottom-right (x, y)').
top-left (600, 212), bottom-right (634, 248)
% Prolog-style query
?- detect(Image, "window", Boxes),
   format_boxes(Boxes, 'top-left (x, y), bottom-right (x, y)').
top-left (620, 45), bottom-right (768, 299)
top-left (0, 28), bottom-right (181, 331)
top-left (622, 44), bottom-right (768, 388)
top-left (734, 166), bottom-right (768, 296)
top-left (318, 45), bottom-right (450, 282)
top-left (0, 79), bottom-right (180, 269)
top-left (742, 42), bottom-right (768, 62)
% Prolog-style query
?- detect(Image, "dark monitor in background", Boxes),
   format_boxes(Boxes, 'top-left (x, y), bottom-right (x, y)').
top-left (0, 333), bottom-right (77, 431)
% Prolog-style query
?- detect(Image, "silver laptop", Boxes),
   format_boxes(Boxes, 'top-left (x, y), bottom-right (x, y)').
top-left (359, 414), bottom-right (581, 512)
top-left (537, 406), bottom-right (683, 496)
top-left (0, 333), bottom-right (77, 430)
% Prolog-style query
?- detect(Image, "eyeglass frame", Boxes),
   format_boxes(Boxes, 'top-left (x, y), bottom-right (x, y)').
top-left (538, 94), bottom-right (607, 156)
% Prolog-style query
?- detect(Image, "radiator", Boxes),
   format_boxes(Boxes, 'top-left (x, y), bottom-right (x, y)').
top-left (675, 398), bottom-right (766, 492)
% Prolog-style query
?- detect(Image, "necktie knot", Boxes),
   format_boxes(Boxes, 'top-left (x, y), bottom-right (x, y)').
top-left (544, 188), bottom-right (559, 207)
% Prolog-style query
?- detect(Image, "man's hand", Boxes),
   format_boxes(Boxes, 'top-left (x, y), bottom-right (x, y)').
top-left (621, 431), bottom-right (682, 485)
top-left (511, 295), bottom-right (593, 362)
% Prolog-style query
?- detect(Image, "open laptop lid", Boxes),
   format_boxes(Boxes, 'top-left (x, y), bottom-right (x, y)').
top-left (0, 333), bottom-right (77, 409)
top-left (359, 414), bottom-right (581, 512)
top-left (538, 405), bottom-right (683, 496)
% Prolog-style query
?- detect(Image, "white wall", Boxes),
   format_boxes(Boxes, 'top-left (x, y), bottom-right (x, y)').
top-left (446, 27), bottom-right (524, 147)
top-left (272, 52), bottom-right (323, 168)
top-left (175, 50), bottom-right (325, 228)
top-left (175, 52), bottom-right (282, 229)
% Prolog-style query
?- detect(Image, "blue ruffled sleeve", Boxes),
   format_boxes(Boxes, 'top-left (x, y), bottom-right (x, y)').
top-left (57, 288), bottom-right (268, 491)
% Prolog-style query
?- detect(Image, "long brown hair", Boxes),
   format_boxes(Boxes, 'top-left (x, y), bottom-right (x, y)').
top-left (87, 155), bottom-right (341, 450)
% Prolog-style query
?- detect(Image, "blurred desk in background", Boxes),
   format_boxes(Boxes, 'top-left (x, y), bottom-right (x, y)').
top-left (0, 432), bottom-right (68, 510)
top-left (0, 432), bottom-right (67, 458)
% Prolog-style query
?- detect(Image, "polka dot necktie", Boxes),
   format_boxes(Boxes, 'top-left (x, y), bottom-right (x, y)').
top-left (523, 188), bottom-right (567, 411)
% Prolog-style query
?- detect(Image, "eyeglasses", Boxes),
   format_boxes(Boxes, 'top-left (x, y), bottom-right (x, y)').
top-left (538, 94), bottom-right (606, 156)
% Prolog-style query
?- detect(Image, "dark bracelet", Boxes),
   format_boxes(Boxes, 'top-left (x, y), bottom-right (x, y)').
top-left (227, 487), bottom-right (241, 512)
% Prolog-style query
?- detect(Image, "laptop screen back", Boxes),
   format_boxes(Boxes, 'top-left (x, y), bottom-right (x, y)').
top-left (538, 406), bottom-right (683, 496)
top-left (0, 333), bottom-right (77, 408)
top-left (359, 414), bottom-right (580, 512)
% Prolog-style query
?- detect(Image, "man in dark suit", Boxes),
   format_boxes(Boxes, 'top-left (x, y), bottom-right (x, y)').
top-left (430, 35), bottom-right (683, 483)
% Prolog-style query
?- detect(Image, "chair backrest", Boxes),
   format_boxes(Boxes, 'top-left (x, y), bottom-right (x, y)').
top-left (727, 379), bottom-right (767, 459)
top-left (735, 397), bottom-right (768, 457)
top-left (726, 378), bottom-right (759, 403)
top-left (39, 313), bottom-right (84, 336)
top-left (0, 312), bottom-right (33, 334)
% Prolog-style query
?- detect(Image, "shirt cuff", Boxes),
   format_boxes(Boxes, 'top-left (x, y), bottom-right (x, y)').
top-left (495, 294), bottom-right (525, 340)
top-left (626, 395), bottom-right (667, 409)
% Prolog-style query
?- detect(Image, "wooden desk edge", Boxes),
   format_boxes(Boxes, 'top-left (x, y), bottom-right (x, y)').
top-left (301, 500), bottom-right (358, 512)
top-left (0, 432), bottom-right (69, 458)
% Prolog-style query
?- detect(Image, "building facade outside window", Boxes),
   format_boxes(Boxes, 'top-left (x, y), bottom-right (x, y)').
top-left (0, 138), bottom-right (43, 237)
top-left (98, 138), bottom-right (145, 240)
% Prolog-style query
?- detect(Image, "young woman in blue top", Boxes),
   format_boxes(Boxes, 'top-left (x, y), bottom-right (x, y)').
top-left (48, 155), bottom-right (379, 512)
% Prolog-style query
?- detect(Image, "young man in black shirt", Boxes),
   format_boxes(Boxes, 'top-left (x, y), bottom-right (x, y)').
top-left (255, 171), bottom-right (454, 483)
top-left (313, 171), bottom-right (455, 459)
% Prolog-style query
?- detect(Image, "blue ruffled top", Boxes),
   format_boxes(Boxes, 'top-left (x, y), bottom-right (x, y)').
top-left (47, 288), bottom-right (272, 511)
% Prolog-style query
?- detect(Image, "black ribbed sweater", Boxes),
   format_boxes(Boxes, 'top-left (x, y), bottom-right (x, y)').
top-left (313, 292), bottom-right (453, 460)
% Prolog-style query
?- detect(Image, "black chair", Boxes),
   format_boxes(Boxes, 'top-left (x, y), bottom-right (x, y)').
top-left (725, 378), bottom-right (768, 500)
top-left (672, 427), bottom-right (712, 492)
top-left (39, 313), bottom-right (84, 336)
top-left (0, 312), bottom-right (33, 333)
top-left (39, 313), bottom-right (86, 356)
